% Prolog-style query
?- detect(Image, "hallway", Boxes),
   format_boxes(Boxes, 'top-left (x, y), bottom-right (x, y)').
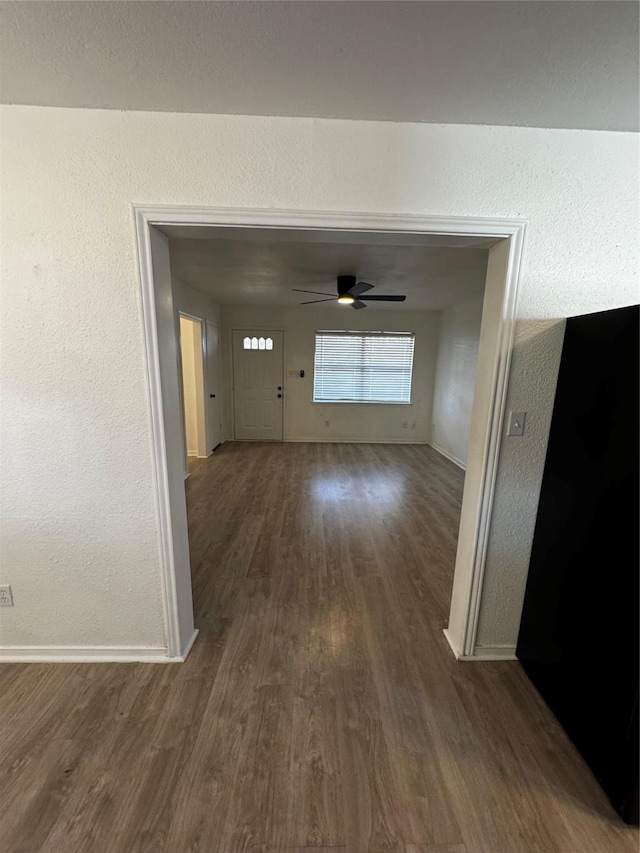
top-left (0, 443), bottom-right (636, 852)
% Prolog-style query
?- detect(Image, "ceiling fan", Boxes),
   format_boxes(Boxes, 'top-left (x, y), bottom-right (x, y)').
top-left (292, 275), bottom-right (406, 310)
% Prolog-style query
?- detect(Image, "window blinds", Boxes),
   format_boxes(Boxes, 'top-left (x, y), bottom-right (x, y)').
top-left (313, 331), bottom-right (415, 403)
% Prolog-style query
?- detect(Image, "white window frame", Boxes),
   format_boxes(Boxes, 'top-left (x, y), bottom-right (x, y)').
top-left (313, 330), bottom-right (415, 404)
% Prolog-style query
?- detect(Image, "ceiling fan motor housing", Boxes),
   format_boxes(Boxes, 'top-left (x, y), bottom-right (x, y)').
top-left (337, 274), bottom-right (357, 295)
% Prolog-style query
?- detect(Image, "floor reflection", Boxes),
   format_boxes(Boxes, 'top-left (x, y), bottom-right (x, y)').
top-left (310, 470), bottom-right (407, 505)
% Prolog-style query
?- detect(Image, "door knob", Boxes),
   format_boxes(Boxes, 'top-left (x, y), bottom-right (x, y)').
top-left (277, 386), bottom-right (282, 391)
top-left (210, 393), bottom-right (216, 398)
top-left (277, 393), bottom-right (282, 398)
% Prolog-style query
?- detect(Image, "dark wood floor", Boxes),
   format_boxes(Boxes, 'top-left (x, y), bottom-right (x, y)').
top-left (1, 442), bottom-right (637, 852)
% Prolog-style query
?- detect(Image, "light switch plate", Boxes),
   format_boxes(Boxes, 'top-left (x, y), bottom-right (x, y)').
top-left (507, 411), bottom-right (526, 436)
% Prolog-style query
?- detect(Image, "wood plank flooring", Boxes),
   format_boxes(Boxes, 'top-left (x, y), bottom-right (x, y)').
top-left (1, 442), bottom-right (637, 852)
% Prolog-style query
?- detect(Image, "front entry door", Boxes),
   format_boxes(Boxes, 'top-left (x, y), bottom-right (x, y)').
top-left (232, 330), bottom-right (284, 440)
top-left (205, 320), bottom-right (223, 452)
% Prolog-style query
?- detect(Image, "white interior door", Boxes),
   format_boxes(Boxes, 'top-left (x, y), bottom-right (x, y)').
top-left (232, 330), bottom-right (284, 441)
top-left (205, 320), bottom-right (223, 452)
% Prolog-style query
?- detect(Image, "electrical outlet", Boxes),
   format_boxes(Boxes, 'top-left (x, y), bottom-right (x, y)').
top-left (401, 420), bottom-right (408, 429)
top-left (411, 422), bottom-right (416, 429)
top-left (324, 420), bottom-right (330, 428)
top-left (0, 585), bottom-right (14, 606)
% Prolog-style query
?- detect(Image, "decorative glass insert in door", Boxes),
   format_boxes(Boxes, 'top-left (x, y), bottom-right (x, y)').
top-left (243, 336), bottom-right (273, 351)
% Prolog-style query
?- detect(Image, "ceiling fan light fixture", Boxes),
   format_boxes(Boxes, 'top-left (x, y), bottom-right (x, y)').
top-left (293, 276), bottom-right (406, 308)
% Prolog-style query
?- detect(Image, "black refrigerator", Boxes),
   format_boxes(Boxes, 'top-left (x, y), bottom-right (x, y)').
top-left (517, 304), bottom-right (639, 825)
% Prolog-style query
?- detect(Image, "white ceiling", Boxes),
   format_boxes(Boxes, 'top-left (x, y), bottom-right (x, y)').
top-left (163, 227), bottom-right (489, 311)
top-left (1, 2), bottom-right (637, 131)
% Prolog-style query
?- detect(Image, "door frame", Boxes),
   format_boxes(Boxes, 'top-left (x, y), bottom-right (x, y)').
top-left (230, 326), bottom-right (285, 441)
top-left (204, 318), bottom-right (223, 454)
top-left (134, 205), bottom-right (526, 659)
top-left (178, 312), bottom-right (208, 464)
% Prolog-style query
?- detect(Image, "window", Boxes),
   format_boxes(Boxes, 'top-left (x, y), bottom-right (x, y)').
top-left (313, 331), bottom-right (415, 403)
top-left (243, 336), bottom-right (273, 350)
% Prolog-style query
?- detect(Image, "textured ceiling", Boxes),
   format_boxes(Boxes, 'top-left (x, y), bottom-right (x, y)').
top-left (165, 229), bottom-right (489, 311)
top-left (1, 1), bottom-right (637, 131)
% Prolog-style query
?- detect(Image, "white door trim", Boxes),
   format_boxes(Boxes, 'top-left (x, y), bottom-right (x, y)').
top-left (133, 205), bottom-right (526, 660)
top-left (204, 318), bottom-right (223, 454)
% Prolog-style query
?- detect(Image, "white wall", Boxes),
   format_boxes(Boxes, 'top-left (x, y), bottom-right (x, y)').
top-left (1, 105), bottom-right (637, 653)
top-left (222, 304), bottom-right (438, 443)
top-left (179, 317), bottom-right (199, 455)
top-left (431, 296), bottom-right (484, 468)
top-left (172, 278), bottom-right (222, 327)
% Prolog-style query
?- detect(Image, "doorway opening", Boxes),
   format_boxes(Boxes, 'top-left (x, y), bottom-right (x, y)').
top-left (178, 314), bottom-right (207, 465)
top-left (135, 207), bottom-right (524, 661)
top-left (177, 310), bottom-right (224, 476)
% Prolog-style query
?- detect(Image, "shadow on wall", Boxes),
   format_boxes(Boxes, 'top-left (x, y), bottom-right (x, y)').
top-left (475, 318), bottom-right (567, 648)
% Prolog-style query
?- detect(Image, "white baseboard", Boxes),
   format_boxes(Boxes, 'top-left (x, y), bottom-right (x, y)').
top-left (442, 629), bottom-right (517, 661)
top-left (429, 442), bottom-right (466, 470)
top-left (283, 438), bottom-right (429, 444)
top-left (0, 639), bottom-right (198, 664)
top-left (443, 627), bottom-right (463, 659)
top-left (179, 628), bottom-right (199, 661)
top-left (469, 645), bottom-right (518, 661)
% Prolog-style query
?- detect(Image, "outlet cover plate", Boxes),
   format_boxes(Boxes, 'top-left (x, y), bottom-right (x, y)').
top-left (0, 585), bottom-right (14, 606)
top-left (507, 411), bottom-right (526, 436)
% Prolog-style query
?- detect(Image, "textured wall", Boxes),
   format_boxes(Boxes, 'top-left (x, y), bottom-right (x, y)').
top-left (221, 304), bottom-right (438, 443)
top-left (1, 106), bottom-right (637, 650)
top-left (476, 317), bottom-right (567, 646)
top-left (431, 296), bottom-right (484, 468)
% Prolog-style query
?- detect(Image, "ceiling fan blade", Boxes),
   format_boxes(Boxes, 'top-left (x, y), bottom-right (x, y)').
top-left (359, 294), bottom-right (407, 302)
top-left (349, 281), bottom-right (374, 296)
top-left (292, 288), bottom-right (335, 296)
top-left (299, 298), bottom-right (337, 304)
top-left (351, 300), bottom-right (367, 310)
